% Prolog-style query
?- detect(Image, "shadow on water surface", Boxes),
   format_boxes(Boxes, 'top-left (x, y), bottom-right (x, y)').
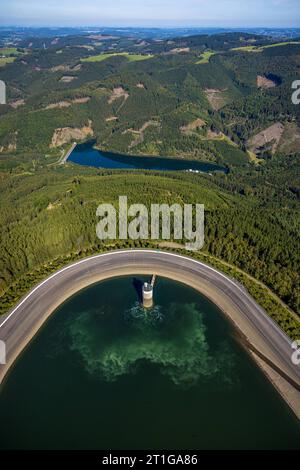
top-left (132, 277), bottom-right (144, 302)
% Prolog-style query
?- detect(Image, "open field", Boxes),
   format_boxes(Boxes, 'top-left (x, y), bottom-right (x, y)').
top-left (0, 57), bottom-right (16, 66)
top-left (81, 52), bottom-right (154, 63)
top-left (0, 47), bottom-right (25, 66)
top-left (231, 41), bottom-right (300, 53)
top-left (0, 47), bottom-right (22, 56)
top-left (196, 51), bottom-right (216, 64)
top-left (263, 41), bottom-right (300, 49)
top-left (204, 88), bottom-right (228, 110)
top-left (247, 122), bottom-right (285, 155)
top-left (247, 150), bottom-right (264, 165)
top-left (231, 45), bottom-right (260, 52)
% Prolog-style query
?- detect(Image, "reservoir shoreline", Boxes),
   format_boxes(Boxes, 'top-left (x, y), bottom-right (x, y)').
top-left (67, 141), bottom-right (228, 172)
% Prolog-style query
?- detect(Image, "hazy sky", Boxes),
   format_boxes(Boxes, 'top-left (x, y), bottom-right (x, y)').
top-left (1, 0), bottom-right (300, 27)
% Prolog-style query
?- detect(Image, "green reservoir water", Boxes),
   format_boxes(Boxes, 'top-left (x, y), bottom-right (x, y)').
top-left (0, 276), bottom-right (299, 450)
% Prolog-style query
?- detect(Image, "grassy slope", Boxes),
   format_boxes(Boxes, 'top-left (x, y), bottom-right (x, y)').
top-left (82, 52), bottom-right (153, 62)
top-left (0, 57), bottom-right (16, 67)
top-left (195, 51), bottom-right (216, 64)
top-left (231, 41), bottom-right (300, 52)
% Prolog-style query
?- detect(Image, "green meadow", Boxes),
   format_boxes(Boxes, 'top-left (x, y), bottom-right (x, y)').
top-left (196, 51), bottom-right (216, 64)
top-left (82, 52), bottom-right (154, 63)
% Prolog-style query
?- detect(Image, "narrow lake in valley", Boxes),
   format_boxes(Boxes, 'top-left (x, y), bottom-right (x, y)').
top-left (68, 143), bottom-right (227, 173)
top-left (0, 277), bottom-right (299, 450)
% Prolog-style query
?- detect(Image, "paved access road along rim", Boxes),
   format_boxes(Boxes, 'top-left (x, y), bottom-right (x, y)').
top-left (0, 249), bottom-right (299, 417)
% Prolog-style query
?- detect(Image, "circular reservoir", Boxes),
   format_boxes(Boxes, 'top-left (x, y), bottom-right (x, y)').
top-left (0, 276), bottom-right (299, 450)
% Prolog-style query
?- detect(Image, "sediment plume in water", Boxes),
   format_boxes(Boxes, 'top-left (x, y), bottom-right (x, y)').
top-left (64, 302), bottom-right (236, 388)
